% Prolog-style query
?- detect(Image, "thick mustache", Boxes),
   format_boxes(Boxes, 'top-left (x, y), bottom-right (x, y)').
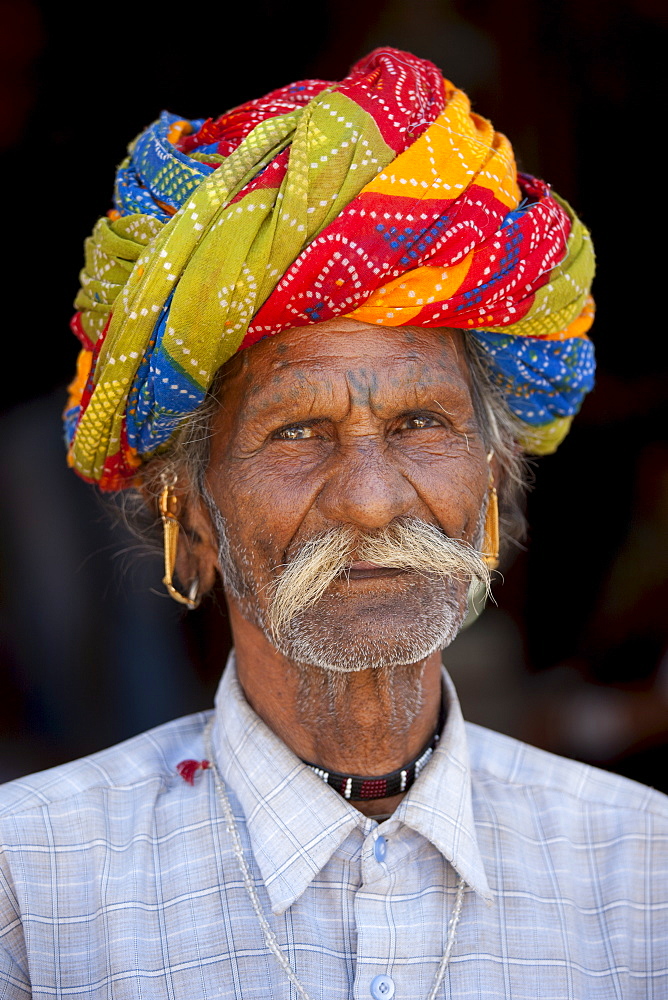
top-left (268, 518), bottom-right (490, 636)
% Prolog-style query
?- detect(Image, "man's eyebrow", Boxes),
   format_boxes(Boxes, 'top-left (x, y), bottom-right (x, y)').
top-left (238, 386), bottom-right (323, 424)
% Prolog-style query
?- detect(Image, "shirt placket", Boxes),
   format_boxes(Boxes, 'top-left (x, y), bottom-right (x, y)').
top-left (352, 824), bottom-right (453, 1000)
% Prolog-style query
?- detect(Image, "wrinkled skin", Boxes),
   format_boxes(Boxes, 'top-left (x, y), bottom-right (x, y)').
top-left (181, 319), bottom-right (497, 816)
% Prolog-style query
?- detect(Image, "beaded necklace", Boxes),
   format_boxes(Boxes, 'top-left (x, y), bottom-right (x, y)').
top-left (302, 697), bottom-right (446, 801)
top-left (204, 722), bottom-right (466, 1000)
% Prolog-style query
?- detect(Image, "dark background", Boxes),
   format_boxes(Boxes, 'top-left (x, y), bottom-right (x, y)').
top-left (1, 0), bottom-right (666, 787)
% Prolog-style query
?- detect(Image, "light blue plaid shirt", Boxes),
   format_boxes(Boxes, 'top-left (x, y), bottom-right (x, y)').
top-left (1, 657), bottom-right (666, 998)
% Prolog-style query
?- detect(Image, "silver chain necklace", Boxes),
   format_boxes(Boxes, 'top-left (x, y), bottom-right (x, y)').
top-left (204, 722), bottom-right (466, 1000)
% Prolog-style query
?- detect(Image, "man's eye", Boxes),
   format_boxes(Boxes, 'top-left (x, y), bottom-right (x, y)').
top-left (400, 414), bottom-right (440, 430)
top-left (274, 424), bottom-right (315, 440)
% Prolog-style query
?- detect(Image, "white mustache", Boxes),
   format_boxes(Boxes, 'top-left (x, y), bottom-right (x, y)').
top-left (268, 518), bottom-right (490, 636)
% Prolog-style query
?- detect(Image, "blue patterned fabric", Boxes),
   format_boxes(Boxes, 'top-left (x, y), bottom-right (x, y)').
top-left (114, 111), bottom-right (211, 220)
top-left (125, 291), bottom-right (207, 452)
top-left (471, 331), bottom-right (596, 425)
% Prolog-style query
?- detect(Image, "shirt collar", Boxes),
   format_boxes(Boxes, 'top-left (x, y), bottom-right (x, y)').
top-left (391, 669), bottom-right (492, 902)
top-left (211, 655), bottom-right (492, 914)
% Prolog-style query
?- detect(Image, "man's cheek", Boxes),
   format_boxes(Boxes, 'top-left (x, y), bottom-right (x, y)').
top-left (211, 467), bottom-right (279, 525)
top-left (255, 530), bottom-right (283, 569)
top-left (227, 519), bottom-right (285, 578)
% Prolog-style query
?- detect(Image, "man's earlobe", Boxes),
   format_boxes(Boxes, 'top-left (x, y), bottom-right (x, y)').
top-left (177, 491), bottom-right (221, 602)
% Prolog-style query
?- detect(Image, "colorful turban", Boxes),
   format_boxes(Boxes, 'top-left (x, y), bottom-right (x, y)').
top-left (65, 47), bottom-right (595, 490)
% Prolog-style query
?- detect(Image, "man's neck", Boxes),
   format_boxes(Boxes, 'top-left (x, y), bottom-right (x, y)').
top-left (227, 603), bottom-right (444, 816)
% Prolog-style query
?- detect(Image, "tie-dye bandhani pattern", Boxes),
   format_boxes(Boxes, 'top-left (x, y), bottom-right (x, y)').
top-left (64, 48), bottom-right (595, 490)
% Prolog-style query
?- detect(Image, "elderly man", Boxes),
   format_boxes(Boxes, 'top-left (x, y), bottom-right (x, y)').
top-left (1, 49), bottom-right (666, 997)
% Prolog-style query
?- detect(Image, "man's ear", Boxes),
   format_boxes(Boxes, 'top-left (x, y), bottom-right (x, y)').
top-left (175, 491), bottom-right (220, 600)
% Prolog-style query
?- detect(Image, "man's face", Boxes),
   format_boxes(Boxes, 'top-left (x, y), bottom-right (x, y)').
top-left (204, 319), bottom-right (490, 670)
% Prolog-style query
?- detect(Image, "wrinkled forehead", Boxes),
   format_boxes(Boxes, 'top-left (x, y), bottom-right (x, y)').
top-left (212, 320), bottom-right (476, 425)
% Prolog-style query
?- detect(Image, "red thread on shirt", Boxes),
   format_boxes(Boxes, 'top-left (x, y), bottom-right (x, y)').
top-left (176, 759), bottom-right (210, 785)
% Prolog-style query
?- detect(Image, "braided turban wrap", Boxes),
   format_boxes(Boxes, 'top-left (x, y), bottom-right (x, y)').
top-left (65, 47), bottom-right (595, 491)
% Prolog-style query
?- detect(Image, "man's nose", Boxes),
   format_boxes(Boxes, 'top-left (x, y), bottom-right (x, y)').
top-left (316, 441), bottom-right (416, 531)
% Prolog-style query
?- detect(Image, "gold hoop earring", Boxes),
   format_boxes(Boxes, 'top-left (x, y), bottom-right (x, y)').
top-left (159, 473), bottom-right (201, 609)
top-left (482, 485), bottom-right (499, 570)
top-left (481, 453), bottom-right (499, 570)
top-left (481, 451), bottom-right (499, 570)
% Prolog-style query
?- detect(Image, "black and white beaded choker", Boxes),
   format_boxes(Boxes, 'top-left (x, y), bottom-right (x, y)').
top-left (302, 698), bottom-right (446, 801)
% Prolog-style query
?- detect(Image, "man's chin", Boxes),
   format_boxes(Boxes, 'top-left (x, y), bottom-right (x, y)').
top-left (266, 586), bottom-right (468, 673)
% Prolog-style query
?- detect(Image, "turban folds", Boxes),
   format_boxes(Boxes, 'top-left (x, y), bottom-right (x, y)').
top-left (65, 48), bottom-right (595, 490)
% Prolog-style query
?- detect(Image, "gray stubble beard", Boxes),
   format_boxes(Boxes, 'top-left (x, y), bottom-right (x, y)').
top-left (272, 576), bottom-right (468, 674)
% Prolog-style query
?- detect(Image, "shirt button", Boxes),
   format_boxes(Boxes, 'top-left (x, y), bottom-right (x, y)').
top-left (370, 974), bottom-right (395, 1000)
top-left (374, 835), bottom-right (387, 863)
